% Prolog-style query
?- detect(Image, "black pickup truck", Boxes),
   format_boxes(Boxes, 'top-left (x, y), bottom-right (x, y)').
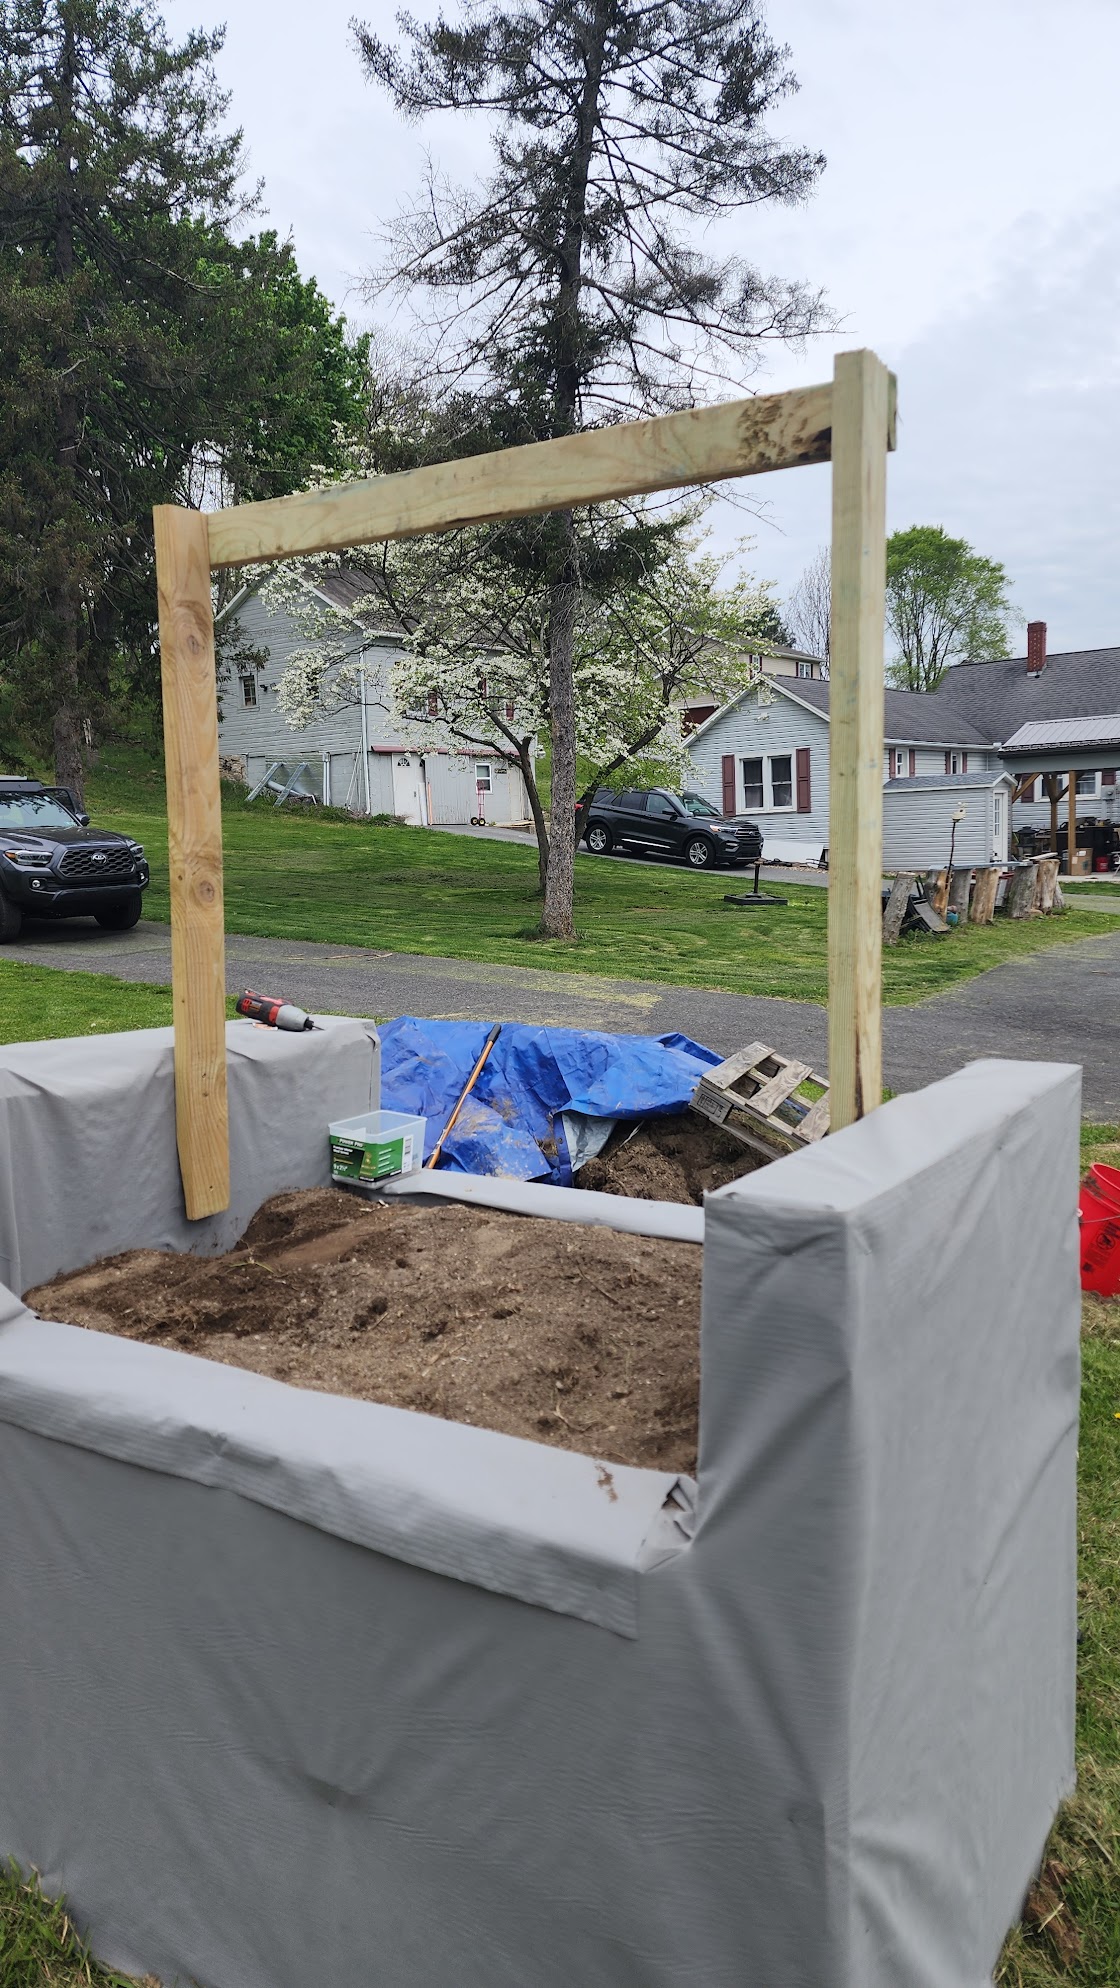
top-left (0, 778), bottom-right (149, 942)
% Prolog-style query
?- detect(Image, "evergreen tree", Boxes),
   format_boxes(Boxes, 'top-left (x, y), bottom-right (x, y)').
top-left (0, 3), bottom-right (366, 797)
top-left (357, 0), bottom-right (829, 934)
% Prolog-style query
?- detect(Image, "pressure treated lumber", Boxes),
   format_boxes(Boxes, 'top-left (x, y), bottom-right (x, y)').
top-left (827, 352), bottom-right (892, 1131)
top-left (155, 505), bottom-right (229, 1220)
top-left (206, 386), bottom-right (836, 568)
top-left (969, 867), bottom-right (1000, 924)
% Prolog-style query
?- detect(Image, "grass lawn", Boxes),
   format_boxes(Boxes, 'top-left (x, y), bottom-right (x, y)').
top-left (75, 746), bottom-right (1119, 1007)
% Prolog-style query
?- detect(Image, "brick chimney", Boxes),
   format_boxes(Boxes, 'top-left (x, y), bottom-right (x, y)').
top-left (1026, 621), bottom-right (1047, 674)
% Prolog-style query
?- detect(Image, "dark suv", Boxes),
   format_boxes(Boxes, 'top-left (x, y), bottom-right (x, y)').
top-left (0, 778), bottom-right (149, 942)
top-left (579, 787), bottom-right (764, 870)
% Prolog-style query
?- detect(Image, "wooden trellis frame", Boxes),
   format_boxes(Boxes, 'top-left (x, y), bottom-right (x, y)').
top-left (156, 348), bottom-right (895, 1219)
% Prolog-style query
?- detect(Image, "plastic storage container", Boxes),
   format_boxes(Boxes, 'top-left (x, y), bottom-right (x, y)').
top-left (329, 1109), bottom-right (426, 1184)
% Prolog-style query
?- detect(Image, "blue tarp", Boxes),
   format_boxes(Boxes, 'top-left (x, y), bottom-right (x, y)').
top-left (378, 1017), bottom-right (721, 1186)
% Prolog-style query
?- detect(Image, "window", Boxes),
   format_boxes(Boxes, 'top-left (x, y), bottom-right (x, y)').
top-left (617, 789), bottom-right (647, 812)
top-left (240, 675), bottom-right (257, 708)
top-left (1076, 771), bottom-right (1100, 797)
top-left (796, 661), bottom-right (814, 679)
top-left (889, 748), bottom-right (906, 779)
top-left (427, 688), bottom-right (439, 718)
top-left (505, 701), bottom-right (515, 720)
top-left (474, 762), bottom-right (492, 791)
top-left (741, 757), bottom-right (765, 809)
top-left (740, 754), bottom-right (795, 811)
top-left (945, 750), bottom-right (967, 775)
top-left (647, 792), bottom-right (680, 818)
top-left (680, 791), bottom-right (721, 818)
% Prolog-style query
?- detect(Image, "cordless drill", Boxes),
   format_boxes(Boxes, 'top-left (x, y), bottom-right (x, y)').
top-left (235, 988), bottom-right (316, 1031)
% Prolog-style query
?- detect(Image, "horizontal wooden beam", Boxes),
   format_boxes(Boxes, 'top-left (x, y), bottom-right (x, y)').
top-left (206, 383), bottom-right (850, 569)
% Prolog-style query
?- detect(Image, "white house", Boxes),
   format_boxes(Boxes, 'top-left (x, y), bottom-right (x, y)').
top-left (687, 675), bottom-right (1012, 868)
top-left (687, 624), bottom-right (1120, 870)
top-left (217, 575), bottom-right (535, 828)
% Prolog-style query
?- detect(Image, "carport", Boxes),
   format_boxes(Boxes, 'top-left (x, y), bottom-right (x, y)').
top-left (1002, 716), bottom-right (1120, 873)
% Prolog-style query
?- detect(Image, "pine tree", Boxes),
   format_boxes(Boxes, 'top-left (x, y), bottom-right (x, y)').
top-left (356, 0), bottom-right (829, 934)
top-left (0, 3), bottom-right (366, 797)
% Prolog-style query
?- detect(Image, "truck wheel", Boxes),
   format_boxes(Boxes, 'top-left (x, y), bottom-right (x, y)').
top-left (586, 823), bottom-right (613, 854)
top-left (685, 836), bottom-right (716, 869)
top-left (0, 890), bottom-right (23, 943)
top-left (95, 894), bottom-right (143, 931)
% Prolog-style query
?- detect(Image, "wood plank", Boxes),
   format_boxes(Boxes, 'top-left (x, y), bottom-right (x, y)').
top-left (969, 867), bottom-right (1000, 924)
top-left (155, 504), bottom-right (229, 1220)
top-left (206, 386), bottom-right (838, 568)
top-left (703, 1042), bottom-right (772, 1089)
top-left (882, 872), bottom-right (915, 944)
top-left (827, 350), bottom-right (892, 1131)
top-left (690, 1082), bottom-right (734, 1126)
top-left (796, 1094), bottom-right (832, 1142)
top-left (749, 1059), bottom-right (814, 1117)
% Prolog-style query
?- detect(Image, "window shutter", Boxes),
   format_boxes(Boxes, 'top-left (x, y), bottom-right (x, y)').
top-left (795, 747), bottom-right (811, 813)
top-left (722, 755), bottom-right (736, 814)
top-left (962, 752), bottom-right (968, 773)
top-left (944, 751), bottom-right (951, 773)
top-left (1103, 769), bottom-right (1117, 787)
top-left (908, 748), bottom-right (916, 777)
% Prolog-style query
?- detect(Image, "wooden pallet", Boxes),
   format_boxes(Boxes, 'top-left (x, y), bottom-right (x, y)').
top-left (690, 1041), bottom-right (830, 1159)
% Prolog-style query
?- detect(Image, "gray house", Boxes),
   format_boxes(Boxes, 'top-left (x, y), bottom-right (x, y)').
top-left (688, 622), bottom-right (1119, 869)
top-left (217, 576), bottom-right (534, 828)
top-left (687, 676), bottom-right (1011, 867)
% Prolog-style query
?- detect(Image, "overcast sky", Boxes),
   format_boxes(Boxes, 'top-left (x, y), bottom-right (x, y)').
top-left (166, 0), bottom-right (1120, 654)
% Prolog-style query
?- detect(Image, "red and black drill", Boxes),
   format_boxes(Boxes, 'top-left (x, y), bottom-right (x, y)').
top-left (235, 988), bottom-right (317, 1032)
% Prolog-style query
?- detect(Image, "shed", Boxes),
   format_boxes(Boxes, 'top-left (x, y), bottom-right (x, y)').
top-left (881, 771), bottom-right (1014, 870)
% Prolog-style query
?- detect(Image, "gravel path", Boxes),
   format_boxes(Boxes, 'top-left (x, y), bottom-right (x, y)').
top-left (7, 915), bottom-right (1119, 1119)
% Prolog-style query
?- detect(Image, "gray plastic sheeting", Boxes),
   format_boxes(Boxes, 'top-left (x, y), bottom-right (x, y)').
top-left (0, 1045), bottom-right (1081, 1988)
top-left (0, 1015), bottom-right (380, 1292)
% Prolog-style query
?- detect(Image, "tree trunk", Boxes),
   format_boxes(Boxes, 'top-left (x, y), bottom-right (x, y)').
top-left (517, 736), bottom-right (550, 894)
top-left (52, 594), bottom-right (85, 805)
top-left (969, 867), bottom-right (1000, 924)
top-left (541, 517), bottom-right (579, 937)
top-left (50, 12), bottom-right (85, 807)
top-left (1006, 862), bottom-right (1039, 919)
top-left (947, 867), bottom-right (973, 922)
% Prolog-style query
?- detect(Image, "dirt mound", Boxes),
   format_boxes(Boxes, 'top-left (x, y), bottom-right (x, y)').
top-left (28, 1188), bottom-right (702, 1474)
top-left (578, 1112), bottom-right (765, 1203)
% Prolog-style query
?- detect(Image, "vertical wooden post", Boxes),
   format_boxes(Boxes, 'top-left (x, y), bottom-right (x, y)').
top-left (1067, 771), bottom-right (1077, 874)
top-left (154, 505), bottom-right (229, 1219)
top-left (1048, 776), bottom-right (1059, 856)
top-left (827, 350), bottom-right (892, 1130)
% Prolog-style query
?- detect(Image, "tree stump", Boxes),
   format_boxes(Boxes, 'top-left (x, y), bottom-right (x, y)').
top-left (882, 872), bottom-right (915, 944)
top-left (947, 868), bottom-right (973, 922)
top-left (969, 867), bottom-right (1000, 924)
top-left (1006, 863), bottom-right (1039, 919)
top-left (924, 868), bottom-right (949, 917)
top-left (1035, 855), bottom-right (1060, 913)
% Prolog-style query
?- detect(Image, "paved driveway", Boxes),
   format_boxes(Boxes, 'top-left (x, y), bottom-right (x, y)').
top-left (7, 915), bottom-right (1119, 1119)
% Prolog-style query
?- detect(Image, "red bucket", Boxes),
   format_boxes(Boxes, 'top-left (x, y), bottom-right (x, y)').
top-left (1082, 1212), bottom-right (1120, 1296)
top-left (1081, 1164), bottom-right (1120, 1216)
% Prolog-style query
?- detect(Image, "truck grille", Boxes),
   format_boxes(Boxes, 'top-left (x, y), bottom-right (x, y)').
top-left (58, 845), bottom-right (135, 882)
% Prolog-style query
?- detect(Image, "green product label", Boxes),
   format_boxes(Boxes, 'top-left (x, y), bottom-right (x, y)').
top-left (331, 1131), bottom-right (413, 1182)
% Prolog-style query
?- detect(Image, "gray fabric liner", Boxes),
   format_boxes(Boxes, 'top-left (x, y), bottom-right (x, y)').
top-left (0, 1040), bottom-right (1082, 1986)
top-left (375, 1164), bottom-right (704, 1241)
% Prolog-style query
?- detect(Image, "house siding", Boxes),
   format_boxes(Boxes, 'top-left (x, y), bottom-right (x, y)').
top-left (220, 591), bottom-right (532, 825)
top-left (688, 685), bottom-right (832, 846)
top-left (881, 784), bottom-right (1005, 869)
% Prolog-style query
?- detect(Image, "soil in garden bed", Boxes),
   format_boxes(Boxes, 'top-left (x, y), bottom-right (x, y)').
top-left (577, 1111), bottom-right (765, 1204)
top-left (27, 1190), bottom-right (702, 1474)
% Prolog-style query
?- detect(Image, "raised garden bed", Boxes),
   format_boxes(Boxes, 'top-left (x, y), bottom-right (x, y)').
top-left (29, 1189), bottom-right (701, 1474)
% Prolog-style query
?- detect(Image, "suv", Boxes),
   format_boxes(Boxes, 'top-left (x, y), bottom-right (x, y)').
top-left (579, 787), bottom-right (764, 870)
top-left (0, 779), bottom-right (149, 942)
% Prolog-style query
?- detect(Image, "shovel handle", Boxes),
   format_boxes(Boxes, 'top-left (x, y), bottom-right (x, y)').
top-left (425, 1023), bottom-right (502, 1170)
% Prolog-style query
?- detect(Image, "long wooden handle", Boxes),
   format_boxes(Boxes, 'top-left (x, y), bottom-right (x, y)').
top-left (425, 1024), bottom-right (502, 1170)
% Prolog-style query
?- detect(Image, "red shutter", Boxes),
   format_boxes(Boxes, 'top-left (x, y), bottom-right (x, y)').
top-left (944, 751), bottom-right (951, 773)
top-left (795, 747), bottom-right (811, 813)
top-left (722, 755), bottom-right (737, 814)
top-left (908, 748), bottom-right (916, 776)
top-left (1103, 769), bottom-right (1117, 787)
top-left (962, 752), bottom-right (968, 773)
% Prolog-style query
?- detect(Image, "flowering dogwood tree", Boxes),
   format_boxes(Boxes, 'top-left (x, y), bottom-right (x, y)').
top-left (266, 512), bottom-right (782, 891)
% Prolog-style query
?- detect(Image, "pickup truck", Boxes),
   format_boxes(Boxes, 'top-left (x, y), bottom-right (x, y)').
top-left (0, 777), bottom-right (149, 942)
